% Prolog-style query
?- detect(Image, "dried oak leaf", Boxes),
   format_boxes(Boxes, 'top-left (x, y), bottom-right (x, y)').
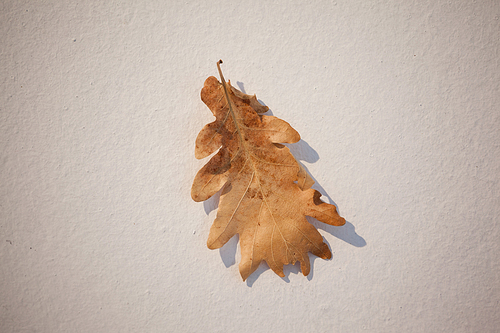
top-left (192, 61), bottom-right (345, 281)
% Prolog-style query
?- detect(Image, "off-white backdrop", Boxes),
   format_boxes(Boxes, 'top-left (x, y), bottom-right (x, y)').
top-left (1, 1), bottom-right (499, 332)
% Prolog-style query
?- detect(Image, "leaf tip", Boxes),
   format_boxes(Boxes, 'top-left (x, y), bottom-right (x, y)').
top-left (190, 191), bottom-right (203, 202)
top-left (207, 236), bottom-right (220, 250)
top-left (321, 243), bottom-right (333, 260)
top-left (207, 233), bottom-right (223, 250)
top-left (336, 216), bottom-right (347, 226)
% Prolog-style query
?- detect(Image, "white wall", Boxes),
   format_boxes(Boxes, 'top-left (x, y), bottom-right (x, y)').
top-left (1, 1), bottom-right (499, 332)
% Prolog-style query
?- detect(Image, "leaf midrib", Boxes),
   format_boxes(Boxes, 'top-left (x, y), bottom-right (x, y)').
top-left (216, 63), bottom-right (308, 268)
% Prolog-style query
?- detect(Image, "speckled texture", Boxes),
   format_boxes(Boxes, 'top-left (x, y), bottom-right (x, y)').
top-left (1, 0), bottom-right (499, 332)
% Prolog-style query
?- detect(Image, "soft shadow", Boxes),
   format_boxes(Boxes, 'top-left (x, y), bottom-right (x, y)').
top-left (203, 190), bottom-right (220, 215)
top-left (299, 161), bottom-right (366, 248)
top-left (200, 94), bottom-right (365, 284)
top-left (281, 262), bottom-right (301, 283)
top-left (285, 140), bottom-right (319, 163)
top-left (306, 254), bottom-right (319, 281)
top-left (236, 81), bottom-right (246, 93)
top-left (245, 255), bottom-right (321, 286)
top-left (219, 234), bottom-right (238, 267)
top-left (245, 262), bottom-right (270, 287)
top-left (236, 81), bottom-right (275, 116)
top-left (316, 220), bottom-right (366, 248)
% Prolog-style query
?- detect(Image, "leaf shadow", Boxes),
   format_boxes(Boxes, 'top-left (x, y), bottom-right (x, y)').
top-left (200, 90), bottom-right (365, 284)
top-left (236, 81), bottom-right (273, 117)
top-left (296, 159), bottom-right (366, 249)
top-left (236, 81), bottom-right (246, 93)
top-left (219, 234), bottom-right (238, 267)
top-left (203, 189), bottom-right (220, 215)
top-left (206, 144), bottom-right (364, 286)
top-left (284, 139), bottom-right (319, 163)
top-left (245, 257), bottom-right (319, 286)
top-left (245, 261), bottom-right (302, 287)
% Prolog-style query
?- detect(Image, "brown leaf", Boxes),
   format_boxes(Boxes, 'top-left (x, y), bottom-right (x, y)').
top-left (192, 60), bottom-right (345, 281)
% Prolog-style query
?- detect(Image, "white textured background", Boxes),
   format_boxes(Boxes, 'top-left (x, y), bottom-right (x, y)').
top-left (1, 1), bottom-right (499, 332)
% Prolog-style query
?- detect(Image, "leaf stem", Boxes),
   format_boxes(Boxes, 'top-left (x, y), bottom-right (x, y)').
top-left (216, 60), bottom-right (225, 83)
top-left (217, 60), bottom-right (245, 147)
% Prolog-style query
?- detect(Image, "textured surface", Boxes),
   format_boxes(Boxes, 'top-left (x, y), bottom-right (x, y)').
top-left (1, 0), bottom-right (499, 332)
